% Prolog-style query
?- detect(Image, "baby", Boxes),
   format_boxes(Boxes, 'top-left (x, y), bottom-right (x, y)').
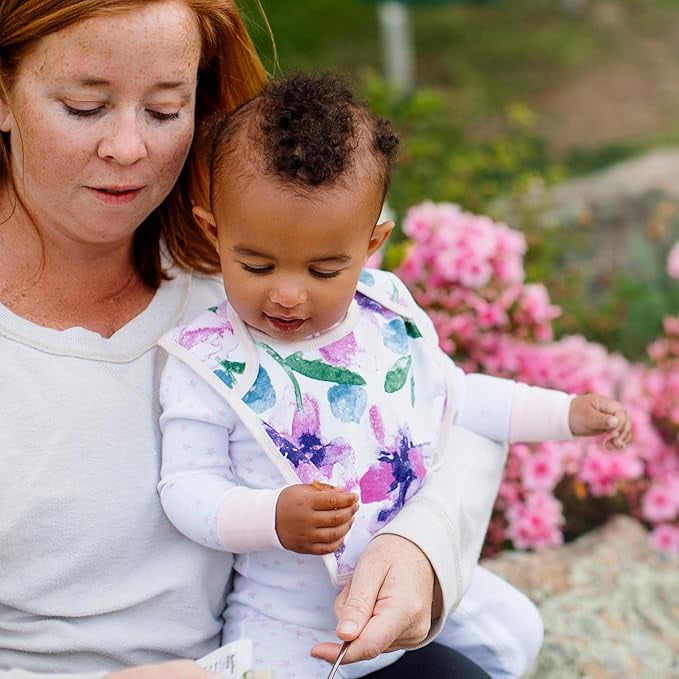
top-left (158, 73), bottom-right (631, 678)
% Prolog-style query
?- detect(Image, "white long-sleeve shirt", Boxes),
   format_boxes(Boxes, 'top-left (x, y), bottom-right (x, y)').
top-left (159, 353), bottom-right (573, 557)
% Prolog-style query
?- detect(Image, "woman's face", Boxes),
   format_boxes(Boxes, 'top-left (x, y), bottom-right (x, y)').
top-left (0, 1), bottom-right (201, 247)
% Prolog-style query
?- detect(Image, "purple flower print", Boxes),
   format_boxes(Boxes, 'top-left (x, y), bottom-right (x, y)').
top-left (359, 430), bottom-right (427, 525)
top-left (359, 404), bottom-right (429, 526)
top-left (262, 394), bottom-right (355, 487)
top-left (355, 291), bottom-right (387, 316)
top-left (319, 333), bottom-right (358, 367)
top-left (177, 304), bottom-right (234, 350)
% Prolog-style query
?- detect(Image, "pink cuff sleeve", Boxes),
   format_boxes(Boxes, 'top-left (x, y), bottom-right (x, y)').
top-left (509, 383), bottom-right (575, 442)
top-left (216, 486), bottom-right (286, 553)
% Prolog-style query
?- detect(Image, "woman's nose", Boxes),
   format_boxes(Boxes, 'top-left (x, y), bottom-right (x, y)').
top-left (269, 282), bottom-right (308, 308)
top-left (97, 112), bottom-right (148, 165)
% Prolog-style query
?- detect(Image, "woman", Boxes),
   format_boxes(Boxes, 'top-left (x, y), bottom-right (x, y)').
top-left (0, 1), bottom-right (502, 677)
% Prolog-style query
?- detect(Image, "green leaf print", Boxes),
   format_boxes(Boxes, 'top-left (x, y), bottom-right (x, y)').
top-left (259, 343), bottom-right (303, 411)
top-left (216, 358), bottom-right (245, 385)
top-left (284, 353), bottom-right (366, 386)
top-left (217, 359), bottom-right (245, 374)
top-left (384, 355), bottom-right (412, 393)
top-left (404, 319), bottom-right (422, 339)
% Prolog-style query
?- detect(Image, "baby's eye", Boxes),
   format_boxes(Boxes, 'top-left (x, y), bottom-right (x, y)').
top-left (310, 269), bottom-right (341, 279)
top-left (240, 263), bottom-right (273, 274)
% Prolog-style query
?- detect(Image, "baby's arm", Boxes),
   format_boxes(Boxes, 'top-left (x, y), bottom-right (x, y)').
top-left (453, 371), bottom-right (631, 447)
top-left (406, 293), bottom-right (631, 447)
top-left (159, 356), bottom-right (357, 554)
top-left (159, 355), bottom-right (282, 552)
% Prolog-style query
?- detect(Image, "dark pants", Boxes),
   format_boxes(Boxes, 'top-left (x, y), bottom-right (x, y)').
top-left (365, 643), bottom-right (492, 679)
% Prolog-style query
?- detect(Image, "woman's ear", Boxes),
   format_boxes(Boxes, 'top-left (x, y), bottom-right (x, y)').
top-left (192, 205), bottom-right (218, 246)
top-left (0, 98), bottom-right (13, 133)
top-left (366, 220), bottom-right (395, 259)
top-left (0, 83), bottom-right (14, 133)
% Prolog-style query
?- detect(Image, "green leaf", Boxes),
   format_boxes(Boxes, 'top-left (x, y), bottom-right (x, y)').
top-left (284, 352), bottom-right (366, 385)
top-left (217, 359), bottom-right (245, 375)
top-left (259, 343), bottom-right (303, 411)
top-left (405, 319), bottom-right (423, 338)
top-left (384, 355), bottom-right (412, 393)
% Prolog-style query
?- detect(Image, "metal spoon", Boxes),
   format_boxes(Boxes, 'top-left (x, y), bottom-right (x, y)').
top-left (326, 641), bottom-right (350, 679)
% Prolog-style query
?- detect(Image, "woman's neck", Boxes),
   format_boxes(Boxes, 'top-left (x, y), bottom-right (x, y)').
top-left (0, 201), bottom-right (154, 337)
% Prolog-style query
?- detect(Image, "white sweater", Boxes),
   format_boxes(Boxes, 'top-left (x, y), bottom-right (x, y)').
top-left (0, 270), bottom-right (232, 676)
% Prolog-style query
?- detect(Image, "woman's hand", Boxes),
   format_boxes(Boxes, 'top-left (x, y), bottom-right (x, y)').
top-left (310, 534), bottom-right (438, 665)
top-left (105, 660), bottom-right (220, 678)
top-left (569, 394), bottom-right (632, 449)
top-left (275, 483), bottom-right (358, 555)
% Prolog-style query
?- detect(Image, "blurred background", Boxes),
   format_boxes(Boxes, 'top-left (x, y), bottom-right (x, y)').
top-left (244, 0), bottom-right (679, 362)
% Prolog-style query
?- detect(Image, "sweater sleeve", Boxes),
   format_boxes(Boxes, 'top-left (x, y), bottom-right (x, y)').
top-left (158, 355), bottom-right (283, 553)
top-left (375, 426), bottom-right (507, 643)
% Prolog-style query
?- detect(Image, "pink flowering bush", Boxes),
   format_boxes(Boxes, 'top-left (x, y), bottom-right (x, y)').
top-left (395, 202), bottom-right (679, 554)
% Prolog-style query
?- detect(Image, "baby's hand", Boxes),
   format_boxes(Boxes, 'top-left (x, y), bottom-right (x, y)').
top-left (275, 483), bottom-right (359, 555)
top-left (569, 394), bottom-right (632, 449)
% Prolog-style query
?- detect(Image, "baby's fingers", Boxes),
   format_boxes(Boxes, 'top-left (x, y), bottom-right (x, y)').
top-left (308, 523), bottom-right (354, 555)
top-left (314, 504), bottom-right (358, 529)
top-left (312, 490), bottom-right (359, 511)
top-left (606, 414), bottom-right (633, 449)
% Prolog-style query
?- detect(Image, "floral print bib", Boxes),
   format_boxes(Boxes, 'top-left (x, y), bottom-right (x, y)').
top-left (160, 269), bottom-right (453, 585)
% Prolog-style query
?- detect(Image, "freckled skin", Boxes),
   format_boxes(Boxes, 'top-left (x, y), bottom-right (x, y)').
top-left (0, 1), bottom-right (202, 335)
top-left (0, 1), bottom-right (201, 247)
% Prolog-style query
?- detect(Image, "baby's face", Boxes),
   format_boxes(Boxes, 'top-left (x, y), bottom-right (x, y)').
top-left (210, 172), bottom-right (391, 342)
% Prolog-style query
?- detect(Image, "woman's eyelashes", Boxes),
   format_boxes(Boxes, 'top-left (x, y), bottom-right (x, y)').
top-left (62, 103), bottom-right (181, 122)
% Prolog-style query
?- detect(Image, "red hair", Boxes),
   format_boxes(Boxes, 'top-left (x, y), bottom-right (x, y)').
top-left (0, 0), bottom-right (268, 287)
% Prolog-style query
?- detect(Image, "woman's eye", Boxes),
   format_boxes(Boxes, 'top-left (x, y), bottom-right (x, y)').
top-left (310, 269), bottom-right (341, 279)
top-left (148, 110), bottom-right (181, 122)
top-left (240, 263), bottom-right (272, 274)
top-left (63, 104), bottom-right (102, 118)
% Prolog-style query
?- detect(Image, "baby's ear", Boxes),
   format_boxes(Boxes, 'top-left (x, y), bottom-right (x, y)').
top-left (367, 220), bottom-right (395, 259)
top-left (192, 205), bottom-right (218, 245)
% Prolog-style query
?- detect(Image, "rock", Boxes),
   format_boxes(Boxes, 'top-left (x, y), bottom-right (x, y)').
top-left (481, 516), bottom-right (679, 678)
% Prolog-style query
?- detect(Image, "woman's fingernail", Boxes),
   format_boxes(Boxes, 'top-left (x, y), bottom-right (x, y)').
top-left (337, 621), bottom-right (357, 636)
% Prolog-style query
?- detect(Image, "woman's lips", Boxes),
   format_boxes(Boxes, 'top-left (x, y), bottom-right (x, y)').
top-left (90, 186), bottom-right (144, 205)
top-left (265, 315), bottom-right (306, 333)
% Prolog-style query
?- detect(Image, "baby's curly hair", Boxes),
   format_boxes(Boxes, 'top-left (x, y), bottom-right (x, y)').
top-left (206, 72), bottom-right (399, 204)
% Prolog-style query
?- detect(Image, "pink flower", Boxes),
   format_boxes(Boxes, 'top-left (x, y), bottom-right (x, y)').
top-left (578, 449), bottom-right (618, 496)
top-left (642, 482), bottom-right (679, 522)
top-left (521, 448), bottom-right (564, 491)
top-left (506, 491), bottom-right (564, 550)
top-left (650, 523), bottom-right (679, 553)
